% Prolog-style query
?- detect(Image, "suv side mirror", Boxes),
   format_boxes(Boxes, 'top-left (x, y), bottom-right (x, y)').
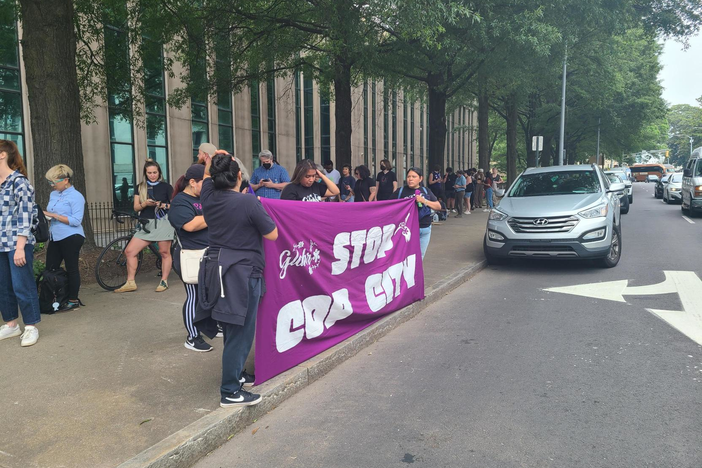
top-left (684, 169), bottom-right (692, 177)
top-left (607, 182), bottom-right (626, 193)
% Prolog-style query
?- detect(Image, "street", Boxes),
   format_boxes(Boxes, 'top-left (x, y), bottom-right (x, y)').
top-left (195, 181), bottom-right (702, 468)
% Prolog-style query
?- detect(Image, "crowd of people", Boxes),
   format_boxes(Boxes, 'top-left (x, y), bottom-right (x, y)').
top-left (0, 137), bottom-right (502, 408)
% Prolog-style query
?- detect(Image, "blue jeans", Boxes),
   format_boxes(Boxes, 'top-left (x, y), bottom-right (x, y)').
top-left (486, 188), bottom-right (494, 209)
top-left (419, 226), bottom-right (432, 260)
top-left (220, 277), bottom-right (261, 396)
top-left (341, 194), bottom-right (354, 202)
top-left (0, 245), bottom-right (41, 325)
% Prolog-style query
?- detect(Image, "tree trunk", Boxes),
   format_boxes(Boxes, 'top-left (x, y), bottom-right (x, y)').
top-left (541, 136), bottom-right (553, 167)
top-left (505, 94), bottom-right (518, 185)
top-left (19, 0), bottom-right (95, 248)
top-left (333, 55), bottom-right (352, 169)
top-left (427, 79), bottom-right (447, 172)
top-left (478, 82), bottom-right (490, 171)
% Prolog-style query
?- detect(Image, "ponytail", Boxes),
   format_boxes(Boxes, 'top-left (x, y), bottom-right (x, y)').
top-left (172, 175), bottom-right (187, 199)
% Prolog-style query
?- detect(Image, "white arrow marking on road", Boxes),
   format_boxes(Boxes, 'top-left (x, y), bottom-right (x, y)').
top-left (545, 271), bottom-right (702, 345)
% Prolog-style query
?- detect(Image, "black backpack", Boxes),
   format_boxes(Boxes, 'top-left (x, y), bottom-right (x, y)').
top-left (437, 199), bottom-right (448, 221)
top-left (37, 269), bottom-right (69, 314)
top-left (13, 176), bottom-right (50, 243)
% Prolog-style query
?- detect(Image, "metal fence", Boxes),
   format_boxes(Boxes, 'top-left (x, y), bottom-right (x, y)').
top-left (87, 202), bottom-right (138, 247)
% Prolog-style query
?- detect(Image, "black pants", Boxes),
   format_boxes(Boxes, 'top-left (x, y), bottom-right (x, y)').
top-left (455, 191), bottom-right (464, 214)
top-left (46, 234), bottom-right (84, 299)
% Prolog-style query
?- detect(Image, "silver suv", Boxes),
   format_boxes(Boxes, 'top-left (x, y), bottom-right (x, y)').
top-left (484, 164), bottom-right (624, 268)
top-left (681, 147), bottom-right (702, 215)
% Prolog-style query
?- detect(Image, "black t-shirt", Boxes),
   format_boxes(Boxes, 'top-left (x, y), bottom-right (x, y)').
top-left (200, 178), bottom-right (276, 270)
top-left (168, 192), bottom-right (208, 249)
top-left (376, 170), bottom-right (397, 200)
top-left (354, 177), bottom-right (373, 202)
top-left (137, 181), bottom-right (173, 219)
top-left (391, 186), bottom-right (438, 228)
top-left (339, 176), bottom-right (356, 197)
top-left (280, 182), bottom-right (328, 202)
top-left (445, 174), bottom-right (457, 193)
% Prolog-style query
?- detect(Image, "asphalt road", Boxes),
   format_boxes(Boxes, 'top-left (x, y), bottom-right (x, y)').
top-left (195, 181), bottom-right (702, 468)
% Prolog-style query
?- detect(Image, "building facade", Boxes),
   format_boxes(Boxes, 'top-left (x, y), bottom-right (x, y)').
top-left (1, 19), bottom-right (476, 206)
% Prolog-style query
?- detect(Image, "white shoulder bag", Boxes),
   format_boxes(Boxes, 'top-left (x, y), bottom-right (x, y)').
top-left (175, 234), bottom-right (206, 284)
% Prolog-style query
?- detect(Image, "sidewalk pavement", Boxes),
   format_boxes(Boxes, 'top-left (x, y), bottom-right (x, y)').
top-left (0, 209), bottom-right (490, 468)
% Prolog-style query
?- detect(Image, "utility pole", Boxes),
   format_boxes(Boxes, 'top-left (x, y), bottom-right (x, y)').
top-left (558, 42), bottom-right (567, 166)
top-left (596, 118), bottom-right (601, 167)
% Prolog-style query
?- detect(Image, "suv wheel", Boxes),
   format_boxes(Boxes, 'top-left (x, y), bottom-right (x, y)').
top-left (597, 225), bottom-right (621, 268)
top-left (620, 195), bottom-right (630, 214)
top-left (629, 193), bottom-right (633, 204)
top-left (682, 203), bottom-right (690, 215)
top-left (483, 235), bottom-right (507, 265)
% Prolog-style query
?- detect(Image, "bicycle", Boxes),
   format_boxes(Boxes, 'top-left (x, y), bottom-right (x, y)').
top-left (94, 210), bottom-right (163, 291)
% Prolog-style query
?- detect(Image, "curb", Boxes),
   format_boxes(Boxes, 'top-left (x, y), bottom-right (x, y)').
top-left (117, 260), bottom-right (487, 468)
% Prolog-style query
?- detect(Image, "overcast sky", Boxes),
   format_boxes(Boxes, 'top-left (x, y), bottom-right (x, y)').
top-left (659, 33), bottom-right (702, 107)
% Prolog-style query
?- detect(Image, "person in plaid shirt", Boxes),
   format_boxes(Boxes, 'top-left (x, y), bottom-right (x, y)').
top-left (0, 140), bottom-right (41, 347)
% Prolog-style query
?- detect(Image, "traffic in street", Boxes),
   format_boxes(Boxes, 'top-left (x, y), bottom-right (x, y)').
top-left (195, 174), bottom-right (702, 468)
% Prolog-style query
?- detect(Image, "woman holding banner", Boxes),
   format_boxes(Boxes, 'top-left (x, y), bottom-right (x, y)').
top-left (199, 154), bottom-right (278, 408)
top-left (280, 159), bottom-right (340, 202)
top-left (393, 167), bottom-right (441, 259)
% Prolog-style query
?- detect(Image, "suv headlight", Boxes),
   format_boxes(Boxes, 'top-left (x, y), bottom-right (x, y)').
top-left (488, 209), bottom-right (508, 221)
top-left (578, 204), bottom-right (608, 219)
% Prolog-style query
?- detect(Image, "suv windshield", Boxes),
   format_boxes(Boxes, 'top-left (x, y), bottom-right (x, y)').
top-left (509, 171), bottom-right (601, 197)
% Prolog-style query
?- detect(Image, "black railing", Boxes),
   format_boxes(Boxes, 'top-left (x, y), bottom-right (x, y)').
top-left (87, 202), bottom-right (138, 247)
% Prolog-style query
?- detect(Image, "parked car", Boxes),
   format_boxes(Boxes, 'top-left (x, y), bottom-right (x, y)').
top-left (484, 164), bottom-right (623, 268)
top-left (682, 147), bottom-right (702, 215)
top-left (654, 174), bottom-right (670, 199)
top-left (609, 166), bottom-right (633, 184)
top-left (605, 172), bottom-right (630, 214)
top-left (663, 172), bottom-right (683, 204)
top-left (605, 170), bottom-right (633, 204)
top-left (646, 174), bottom-right (660, 183)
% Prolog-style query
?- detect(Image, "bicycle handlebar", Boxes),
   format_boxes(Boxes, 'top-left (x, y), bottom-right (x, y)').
top-left (111, 210), bottom-right (152, 233)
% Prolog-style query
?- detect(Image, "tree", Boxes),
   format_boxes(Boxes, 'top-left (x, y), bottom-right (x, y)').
top-left (667, 103), bottom-right (702, 165)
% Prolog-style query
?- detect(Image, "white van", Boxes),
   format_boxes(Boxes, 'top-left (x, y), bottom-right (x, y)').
top-left (681, 147), bottom-right (702, 215)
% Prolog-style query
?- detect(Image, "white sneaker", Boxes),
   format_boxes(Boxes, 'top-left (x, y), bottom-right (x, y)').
top-left (20, 326), bottom-right (39, 347)
top-left (464, 211), bottom-right (471, 215)
top-left (0, 324), bottom-right (21, 341)
top-left (483, 209), bottom-right (490, 212)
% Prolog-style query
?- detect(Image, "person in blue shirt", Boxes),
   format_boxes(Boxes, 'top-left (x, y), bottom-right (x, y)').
top-left (44, 164), bottom-right (86, 311)
top-left (453, 170), bottom-right (467, 218)
top-left (249, 150), bottom-right (290, 199)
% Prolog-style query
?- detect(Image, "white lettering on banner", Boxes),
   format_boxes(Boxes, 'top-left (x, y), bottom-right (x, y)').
top-left (279, 240), bottom-right (321, 279)
top-left (275, 289), bottom-right (354, 353)
top-left (331, 224), bottom-right (395, 276)
top-left (366, 254), bottom-right (417, 312)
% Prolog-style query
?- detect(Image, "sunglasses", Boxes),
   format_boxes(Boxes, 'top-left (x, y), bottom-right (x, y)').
top-left (48, 178), bottom-right (66, 186)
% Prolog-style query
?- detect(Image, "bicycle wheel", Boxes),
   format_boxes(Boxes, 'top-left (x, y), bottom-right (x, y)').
top-left (95, 236), bottom-right (144, 291)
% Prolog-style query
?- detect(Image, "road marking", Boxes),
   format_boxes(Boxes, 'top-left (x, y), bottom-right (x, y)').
top-left (545, 271), bottom-right (702, 345)
top-left (682, 216), bottom-right (695, 224)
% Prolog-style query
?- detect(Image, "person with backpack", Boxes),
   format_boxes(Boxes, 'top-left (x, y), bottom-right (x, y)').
top-left (43, 164), bottom-right (86, 311)
top-left (0, 140), bottom-right (41, 347)
top-left (392, 167), bottom-right (441, 259)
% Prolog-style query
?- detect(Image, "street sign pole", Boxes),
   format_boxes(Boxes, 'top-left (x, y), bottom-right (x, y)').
top-left (596, 118), bottom-right (601, 167)
top-left (558, 42), bottom-right (567, 166)
top-left (532, 136), bottom-right (543, 167)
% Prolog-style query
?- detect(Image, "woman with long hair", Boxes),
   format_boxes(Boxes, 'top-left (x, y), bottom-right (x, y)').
top-left (352, 165), bottom-right (377, 202)
top-left (392, 167), bottom-right (441, 259)
top-left (198, 154), bottom-right (278, 407)
top-left (0, 140), bottom-right (41, 347)
top-left (115, 159), bottom-right (174, 293)
top-left (280, 159), bottom-right (340, 201)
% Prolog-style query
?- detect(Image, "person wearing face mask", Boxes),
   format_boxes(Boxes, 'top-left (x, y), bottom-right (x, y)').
top-left (375, 159), bottom-right (398, 201)
top-left (249, 150), bottom-right (290, 199)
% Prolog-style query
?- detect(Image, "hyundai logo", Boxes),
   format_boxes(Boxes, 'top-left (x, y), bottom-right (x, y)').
top-left (533, 218), bottom-right (549, 226)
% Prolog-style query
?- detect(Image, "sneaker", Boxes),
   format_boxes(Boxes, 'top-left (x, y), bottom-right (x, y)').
top-left (114, 280), bottom-right (137, 293)
top-left (464, 211), bottom-right (471, 215)
top-left (216, 324), bottom-right (224, 338)
top-left (155, 280), bottom-right (169, 292)
top-left (184, 336), bottom-right (213, 353)
top-left (483, 209), bottom-right (490, 212)
top-left (239, 371), bottom-right (255, 387)
top-left (60, 300), bottom-right (81, 312)
top-left (0, 324), bottom-right (21, 341)
top-left (20, 326), bottom-right (39, 347)
top-left (220, 389), bottom-right (262, 408)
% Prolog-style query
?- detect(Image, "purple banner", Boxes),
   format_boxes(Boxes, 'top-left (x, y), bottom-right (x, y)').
top-left (255, 198), bottom-right (425, 384)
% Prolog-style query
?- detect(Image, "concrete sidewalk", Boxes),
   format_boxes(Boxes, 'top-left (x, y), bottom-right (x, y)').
top-left (0, 209), bottom-right (490, 468)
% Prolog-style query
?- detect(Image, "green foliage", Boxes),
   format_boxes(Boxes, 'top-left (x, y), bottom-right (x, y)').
top-left (667, 103), bottom-right (702, 165)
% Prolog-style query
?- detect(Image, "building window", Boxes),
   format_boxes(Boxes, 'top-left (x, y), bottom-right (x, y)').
top-left (304, 75), bottom-right (314, 160)
top-left (105, 22), bottom-right (135, 209)
top-left (392, 90), bottom-right (397, 168)
top-left (383, 87), bottom-right (389, 160)
top-left (250, 81), bottom-right (261, 168)
top-left (371, 81), bottom-right (377, 171)
top-left (266, 77), bottom-right (277, 156)
top-left (321, 91), bottom-right (330, 162)
top-left (450, 112), bottom-right (455, 168)
top-left (217, 90), bottom-right (233, 153)
top-left (420, 105), bottom-right (425, 171)
top-left (190, 46), bottom-right (209, 161)
top-left (403, 98), bottom-right (408, 175)
top-left (143, 40), bottom-right (168, 181)
top-left (0, 17), bottom-right (24, 156)
top-left (363, 81), bottom-right (369, 166)
top-left (410, 103), bottom-right (415, 169)
top-left (295, 71), bottom-right (302, 162)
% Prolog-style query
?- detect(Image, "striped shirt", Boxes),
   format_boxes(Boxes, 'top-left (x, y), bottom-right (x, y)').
top-left (0, 170), bottom-right (38, 252)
